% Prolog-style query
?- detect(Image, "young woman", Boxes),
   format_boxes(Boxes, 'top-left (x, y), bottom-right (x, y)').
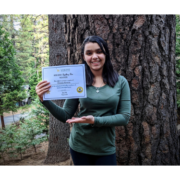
top-left (35, 36), bottom-right (131, 165)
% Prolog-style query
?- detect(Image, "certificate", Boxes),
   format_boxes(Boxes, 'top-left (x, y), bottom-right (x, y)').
top-left (42, 64), bottom-right (87, 100)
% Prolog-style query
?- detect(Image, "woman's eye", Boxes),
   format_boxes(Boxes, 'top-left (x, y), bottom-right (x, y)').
top-left (97, 51), bottom-right (102, 54)
top-left (86, 52), bottom-right (92, 55)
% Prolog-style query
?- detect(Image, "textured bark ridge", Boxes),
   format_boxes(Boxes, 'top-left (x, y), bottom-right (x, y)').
top-left (64, 15), bottom-right (180, 165)
top-left (44, 15), bottom-right (70, 164)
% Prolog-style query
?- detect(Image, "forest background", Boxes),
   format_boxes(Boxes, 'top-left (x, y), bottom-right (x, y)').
top-left (0, 15), bottom-right (50, 164)
top-left (0, 14), bottom-right (49, 96)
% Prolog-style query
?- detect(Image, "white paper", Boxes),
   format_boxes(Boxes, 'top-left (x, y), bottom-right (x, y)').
top-left (42, 64), bottom-right (87, 100)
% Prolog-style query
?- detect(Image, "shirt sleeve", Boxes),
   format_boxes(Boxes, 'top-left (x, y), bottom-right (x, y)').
top-left (93, 76), bottom-right (131, 127)
top-left (40, 99), bottom-right (79, 123)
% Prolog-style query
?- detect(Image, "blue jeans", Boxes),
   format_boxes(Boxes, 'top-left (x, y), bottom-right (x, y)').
top-left (70, 147), bottom-right (117, 165)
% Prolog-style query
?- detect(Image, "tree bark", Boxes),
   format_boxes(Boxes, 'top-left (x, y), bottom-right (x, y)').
top-left (64, 15), bottom-right (180, 165)
top-left (44, 15), bottom-right (70, 164)
top-left (0, 115), bottom-right (5, 129)
top-left (0, 98), bottom-right (5, 129)
top-left (10, 15), bottom-right (15, 46)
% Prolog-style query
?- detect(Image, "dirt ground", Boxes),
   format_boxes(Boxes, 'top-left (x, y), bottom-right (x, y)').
top-left (0, 141), bottom-right (71, 166)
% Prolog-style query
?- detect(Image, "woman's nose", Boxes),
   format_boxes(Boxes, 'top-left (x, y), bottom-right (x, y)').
top-left (92, 53), bottom-right (98, 59)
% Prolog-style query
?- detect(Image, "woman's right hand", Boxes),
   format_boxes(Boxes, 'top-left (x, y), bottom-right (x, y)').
top-left (35, 80), bottom-right (51, 102)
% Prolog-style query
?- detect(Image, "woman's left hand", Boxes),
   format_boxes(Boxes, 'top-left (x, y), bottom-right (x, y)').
top-left (66, 115), bottom-right (94, 124)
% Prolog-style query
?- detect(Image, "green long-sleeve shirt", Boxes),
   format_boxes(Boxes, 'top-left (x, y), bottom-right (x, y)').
top-left (41, 75), bottom-right (131, 155)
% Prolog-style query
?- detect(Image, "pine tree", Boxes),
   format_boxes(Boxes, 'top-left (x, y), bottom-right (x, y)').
top-left (29, 68), bottom-right (41, 99)
top-left (0, 25), bottom-right (26, 128)
top-left (16, 15), bottom-right (49, 83)
top-left (0, 14), bottom-right (49, 85)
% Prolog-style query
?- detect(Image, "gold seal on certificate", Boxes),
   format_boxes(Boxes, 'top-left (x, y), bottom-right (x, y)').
top-left (42, 64), bottom-right (87, 100)
top-left (77, 87), bottom-right (83, 93)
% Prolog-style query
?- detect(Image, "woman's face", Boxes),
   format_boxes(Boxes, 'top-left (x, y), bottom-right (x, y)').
top-left (83, 42), bottom-right (106, 73)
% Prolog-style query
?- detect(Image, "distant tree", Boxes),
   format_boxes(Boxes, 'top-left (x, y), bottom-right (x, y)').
top-left (14, 14), bottom-right (49, 84)
top-left (0, 26), bottom-right (26, 128)
top-left (0, 14), bottom-right (49, 84)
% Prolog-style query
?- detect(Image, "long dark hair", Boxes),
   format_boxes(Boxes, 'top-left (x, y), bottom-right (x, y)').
top-left (81, 35), bottom-right (119, 87)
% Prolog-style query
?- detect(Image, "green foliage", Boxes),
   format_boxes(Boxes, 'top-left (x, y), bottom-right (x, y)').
top-left (29, 98), bottom-right (50, 134)
top-left (0, 14), bottom-right (49, 119)
top-left (19, 118), bottom-right (48, 153)
top-left (0, 14), bottom-right (49, 84)
top-left (0, 25), bottom-right (27, 115)
top-left (29, 68), bottom-right (41, 99)
top-left (0, 95), bottom-right (49, 163)
top-left (176, 15), bottom-right (180, 58)
top-left (0, 117), bottom-right (48, 163)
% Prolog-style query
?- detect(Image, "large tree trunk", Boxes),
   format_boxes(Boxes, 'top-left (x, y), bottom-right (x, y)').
top-left (0, 99), bottom-right (5, 129)
top-left (64, 15), bottom-right (180, 165)
top-left (44, 15), bottom-right (70, 164)
top-left (0, 115), bottom-right (5, 129)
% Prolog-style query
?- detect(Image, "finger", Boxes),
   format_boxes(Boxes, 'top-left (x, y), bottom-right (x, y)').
top-left (36, 85), bottom-right (49, 92)
top-left (38, 82), bottom-right (51, 90)
top-left (37, 88), bottom-right (51, 96)
top-left (67, 121), bottom-right (73, 124)
top-left (66, 118), bottom-right (84, 123)
top-left (66, 120), bottom-right (73, 124)
top-left (36, 82), bottom-right (50, 91)
top-left (36, 84), bottom-right (51, 94)
top-left (36, 80), bottom-right (48, 87)
top-left (81, 116), bottom-right (87, 119)
top-left (36, 85), bottom-right (51, 93)
top-left (67, 120), bottom-right (81, 123)
top-left (66, 118), bottom-right (82, 122)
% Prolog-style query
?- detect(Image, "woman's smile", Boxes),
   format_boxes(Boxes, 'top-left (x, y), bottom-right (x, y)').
top-left (92, 60), bottom-right (101, 65)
